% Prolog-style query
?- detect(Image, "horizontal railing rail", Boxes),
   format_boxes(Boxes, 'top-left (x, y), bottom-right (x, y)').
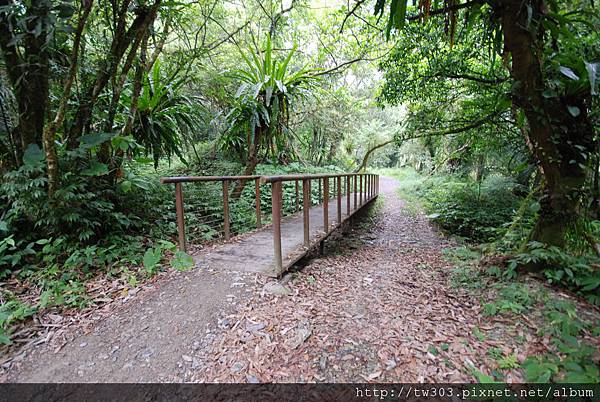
top-left (160, 172), bottom-right (380, 274)
top-left (161, 175), bottom-right (261, 183)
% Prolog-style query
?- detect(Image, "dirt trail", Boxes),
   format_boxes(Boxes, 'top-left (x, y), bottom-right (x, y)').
top-left (7, 176), bottom-right (550, 382)
top-left (184, 177), bottom-right (538, 382)
top-left (7, 257), bottom-right (264, 382)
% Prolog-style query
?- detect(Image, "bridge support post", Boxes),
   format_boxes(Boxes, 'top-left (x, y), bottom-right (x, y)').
top-left (303, 179), bottom-right (310, 247)
top-left (272, 181), bottom-right (283, 272)
top-left (373, 175), bottom-right (376, 198)
top-left (175, 183), bottom-right (186, 252)
top-left (372, 175), bottom-right (375, 198)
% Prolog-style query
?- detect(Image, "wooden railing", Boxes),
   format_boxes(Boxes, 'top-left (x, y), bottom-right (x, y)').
top-left (161, 173), bottom-right (379, 271)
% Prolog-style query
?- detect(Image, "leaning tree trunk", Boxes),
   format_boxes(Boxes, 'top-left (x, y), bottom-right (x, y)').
top-left (231, 128), bottom-right (262, 200)
top-left (500, 0), bottom-right (595, 250)
top-left (355, 139), bottom-right (394, 172)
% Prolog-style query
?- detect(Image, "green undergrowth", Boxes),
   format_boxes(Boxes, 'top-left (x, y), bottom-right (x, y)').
top-left (444, 246), bottom-right (600, 383)
top-left (377, 167), bottom-right (523, 243)
top-left (380, 167), bottom-right (600, 304)
top-left (0, 151), bottom-right (342, 346)
top-left (380, 166), bottom-right (600, 383)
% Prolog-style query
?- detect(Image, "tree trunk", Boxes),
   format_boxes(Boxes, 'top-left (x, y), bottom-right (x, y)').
top-left (67, 0), bottom-right (161, 147)
top-left (42, 0), bottom-right (93, 196)
top-left (0, 0), bottom-right (50, 155)
top-left (355, 139), bottom-right (394, 172)
top-left (500, 0), bottom-right (595, 250)
top-left (231, 128), bottom-right (262, 199)
top-left (475, 153), bottom-right (485, 183)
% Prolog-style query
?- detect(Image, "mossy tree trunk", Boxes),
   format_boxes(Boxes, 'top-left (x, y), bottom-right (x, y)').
top-left (500, 0), bottom-right (596, 251)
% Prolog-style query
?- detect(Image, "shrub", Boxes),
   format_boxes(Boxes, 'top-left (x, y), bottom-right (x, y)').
top-left (508, 242), bottom-right (600, 305)
top-left (418, 175), bottom-right (522, 242)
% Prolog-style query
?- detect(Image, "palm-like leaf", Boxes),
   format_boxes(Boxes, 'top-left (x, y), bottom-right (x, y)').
top-left (224, 35), bottom-right (318, 161)
top-left (131, 60), bottom-right (204, 167)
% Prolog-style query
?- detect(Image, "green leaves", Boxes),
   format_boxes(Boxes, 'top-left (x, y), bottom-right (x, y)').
top-left (143, 247), bottom-right (163, 274)
top-left (130, 59), bottom-right (197, 167)
top-left (170, 251), bottom-right (194, 271)
top-left (81, 162), bottom-right (109, 177)
top-left (79, 133), bottom-right (113, 149)
top-left (23, 144), bottom-right (44, 166)
top-left (143, 243), bottom-right (194, 275)
top-left (585, 61), bottom-right (598, 95)
top-left (566, 105), bottom-right (580, 117)
top-left (385, 0), bottom-right (408, 37)
top-left (225, 34), bottom-right (317, 160)
top-left (559, 66), bottom-right (579, 81)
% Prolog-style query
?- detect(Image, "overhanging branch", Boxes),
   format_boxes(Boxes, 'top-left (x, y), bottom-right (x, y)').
top-left (398, 110), bottom-right (498, 141)
top-left (407, 0), bottom-right (486, 21)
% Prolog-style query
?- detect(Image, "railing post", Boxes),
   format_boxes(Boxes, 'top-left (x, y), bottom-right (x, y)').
top-left (272, 181), bottom-right (283, 272)
top-left (175, 183), bottom-right (186, 252)
top-left (353, 174), bottom-right (357, 211)
top-left (373, 175), bottom-right (375, 198)
top-left (254, 179), bottom-right (262, 229)
top-left (255, 178), bottom-right (261, 228)
top-left (323, 177), bottom-right (329, 231)
top-left (346, 175), bottom-right (351, 216)
top-left (318, 178), bottom-right (322, 204)
top-left (336, 175), bottom-right (342, 223)
top-left (359, 174), bottom-right (363, 206)
top-left (295, 180), bottom-right (299, 213)
top-left (372, 175), bottom-right (374, 198)
top-left (223, 180), bottom-right (230, 240)
top-left (303, 179), bottom-right (310, 247)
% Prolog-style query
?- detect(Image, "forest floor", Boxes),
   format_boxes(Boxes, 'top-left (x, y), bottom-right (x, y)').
top-left (5, 177), bottom-right (599, 382)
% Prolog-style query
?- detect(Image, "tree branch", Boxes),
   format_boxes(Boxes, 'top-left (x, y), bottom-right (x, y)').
top-left (312, 51), bottom-right (389, 77)
top-left (398, 111), bottom-right (498, 142)
top-left (407, 0), bottom-right (485, 21)
top-left (424, 72), bottom-right (508, 84)
top-left (340, 0), bottom-right (366, 33)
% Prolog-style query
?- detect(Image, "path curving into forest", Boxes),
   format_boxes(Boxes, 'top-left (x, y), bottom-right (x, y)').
top-left (7, 177), bottom-right (549, 382)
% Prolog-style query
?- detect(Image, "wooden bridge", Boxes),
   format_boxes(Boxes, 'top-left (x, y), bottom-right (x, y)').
top-left (161, 173), bottom-right (379, 276)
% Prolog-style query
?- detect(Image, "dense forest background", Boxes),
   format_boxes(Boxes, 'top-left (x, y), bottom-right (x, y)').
top-left (0, 0), bottom-right (598, 382)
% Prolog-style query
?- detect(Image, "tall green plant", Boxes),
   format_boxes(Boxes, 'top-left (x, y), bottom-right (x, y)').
top-left (131, 60), bottom-right (203, 167)
top-left (223, 34), bottom-right (317, 195)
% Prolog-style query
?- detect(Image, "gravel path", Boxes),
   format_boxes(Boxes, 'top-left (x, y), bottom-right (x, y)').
top-left (7, 260), bottom-right (264, 382)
